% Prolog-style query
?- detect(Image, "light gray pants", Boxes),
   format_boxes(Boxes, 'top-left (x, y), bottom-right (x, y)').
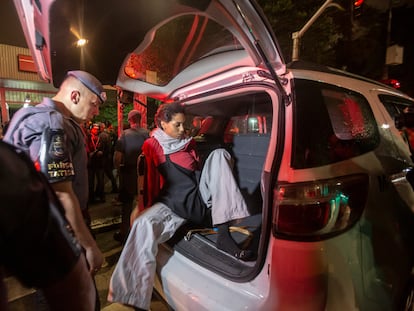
top-left (108, 149), bottom-right (249, 310)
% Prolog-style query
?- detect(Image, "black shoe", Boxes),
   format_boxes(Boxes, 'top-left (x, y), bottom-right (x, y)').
top-left (217, 243), bottom-right (255, 261)
top-left (217, 239), bottom-right (255, 261)
top-left (234, 249), bottom-right (255, 261)
top-left (216, 223), bottom-right (256, 261)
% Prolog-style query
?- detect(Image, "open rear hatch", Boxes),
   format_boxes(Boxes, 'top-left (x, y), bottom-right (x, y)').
top-left (13, 0), bottom-right (290, 100)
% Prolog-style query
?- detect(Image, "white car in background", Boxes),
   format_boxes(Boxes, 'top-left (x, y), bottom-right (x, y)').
top-left (13, 0), bottom-right (414, 309)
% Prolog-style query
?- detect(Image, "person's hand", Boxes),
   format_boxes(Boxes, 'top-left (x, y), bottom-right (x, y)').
top-left (85, 245), bottom-right (104, 275)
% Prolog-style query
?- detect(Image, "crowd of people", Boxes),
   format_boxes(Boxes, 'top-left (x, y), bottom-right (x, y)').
top-left (0, 70), bottom-right (253, 311)
top-left (82, 114), bottom-right (150, 246)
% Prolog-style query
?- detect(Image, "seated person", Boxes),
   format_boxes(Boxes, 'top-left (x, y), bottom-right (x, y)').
top-left (108, 102), bottom-right (253, 311)
top-left (0, 141), bottom-right (97, 311)
top-left (188, 116), bottom-right (203, 137)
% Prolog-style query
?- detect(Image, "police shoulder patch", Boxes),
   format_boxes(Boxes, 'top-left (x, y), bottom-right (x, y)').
top-left (39, 128), bottom-right (75, 182)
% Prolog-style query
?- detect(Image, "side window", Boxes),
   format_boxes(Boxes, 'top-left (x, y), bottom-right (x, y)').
top-left (379, 94), bottom-right (414, 153)
top-left (292, 79), bottom-right (380, 169)
top-left (225, 115), bottom-right (272, 136)
top-left (378, 94), bottom-right (413, 119)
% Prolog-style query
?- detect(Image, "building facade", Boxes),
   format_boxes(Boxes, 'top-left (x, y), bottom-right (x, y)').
top-left (0, 44), bottom-right (151, 137)
top-left (0, 44), bottom-right (58, 125)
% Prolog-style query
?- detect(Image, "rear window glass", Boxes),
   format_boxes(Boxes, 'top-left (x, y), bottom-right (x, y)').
top-left (124, 14), bottom-right (243, 86)
top-left (292, 79), bottom-right (380, 169)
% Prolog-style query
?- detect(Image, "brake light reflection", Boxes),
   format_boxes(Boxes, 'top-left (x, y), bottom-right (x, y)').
top-left (273, 174), bottom-right (368, 241)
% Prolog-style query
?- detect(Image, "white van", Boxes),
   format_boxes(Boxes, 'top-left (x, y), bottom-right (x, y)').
top-left (14, 0), bottom-right (414, 309)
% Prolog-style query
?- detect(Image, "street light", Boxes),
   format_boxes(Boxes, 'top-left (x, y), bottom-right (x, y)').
top-left (76, 38), bottom-right (88, 47)
top-left (75, 38), bottom-right (88, 70)
top-left (71, 27), bottom-right (88, 70)
top-left (291, 0), bottom-right (345, 61)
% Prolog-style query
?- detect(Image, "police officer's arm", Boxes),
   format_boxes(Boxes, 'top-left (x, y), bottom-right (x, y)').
top-left (51, 181), bottom-right (104, 274)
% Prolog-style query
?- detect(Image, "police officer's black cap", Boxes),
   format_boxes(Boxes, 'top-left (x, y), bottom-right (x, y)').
top-left (67, 70), bottom-right (107, 103)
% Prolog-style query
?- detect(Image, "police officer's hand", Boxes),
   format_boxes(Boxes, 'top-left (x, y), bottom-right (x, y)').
top-left (85, 245), bottom-right (104, 275)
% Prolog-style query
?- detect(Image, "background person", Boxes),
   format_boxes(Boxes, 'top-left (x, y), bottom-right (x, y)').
top-left (102, 121), bottom-right (119, 194)
top-left (113, 110), bottom-right (149, 243)
top-left (188, 115), bottom-right (203, 137)
top-left (87, 123), bottom-right (106, 203)
top-left (108, 102), bottom-right (253, 311)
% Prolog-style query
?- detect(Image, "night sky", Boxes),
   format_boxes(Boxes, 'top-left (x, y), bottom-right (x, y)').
top-left (389, 6), bottom-right (414, 96)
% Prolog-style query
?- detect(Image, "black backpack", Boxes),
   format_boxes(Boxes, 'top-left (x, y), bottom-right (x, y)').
top-left (0, 140), bottom-right (81, 287)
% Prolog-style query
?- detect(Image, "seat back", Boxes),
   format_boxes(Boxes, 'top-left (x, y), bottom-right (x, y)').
top-left (231, 134), bottom-right (270, 214)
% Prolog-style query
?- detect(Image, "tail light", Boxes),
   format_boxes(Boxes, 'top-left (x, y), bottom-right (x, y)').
top-left (273, 174), bottom-right (368, 241)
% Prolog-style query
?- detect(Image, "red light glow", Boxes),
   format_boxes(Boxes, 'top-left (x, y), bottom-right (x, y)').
top-left (354, 0), bottom-right (364, 7)
top-left (381, 78), bottom-right (401, 89)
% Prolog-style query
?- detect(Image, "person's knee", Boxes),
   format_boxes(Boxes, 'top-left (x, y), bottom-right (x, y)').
top-left (207, 149), bottom-right (233, 170)
top-left (131, 209), bottom-right (156, 230)
top-left (209, 148), bottom-right (231, 161)
top-left (131, 204), bottom-right (170, 231)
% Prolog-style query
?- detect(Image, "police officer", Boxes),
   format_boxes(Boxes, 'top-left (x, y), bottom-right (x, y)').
top-left (4, 71), bottom-right (105, 275)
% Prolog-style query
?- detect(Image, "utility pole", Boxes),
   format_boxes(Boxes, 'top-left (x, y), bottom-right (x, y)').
top-left (382, 0), bottom-right (393, 80)
top-left (291, 0), bottom-right (344, 61)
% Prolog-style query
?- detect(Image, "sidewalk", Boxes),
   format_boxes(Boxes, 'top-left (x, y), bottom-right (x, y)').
top-left (89, 192), bottom-right (122, 232)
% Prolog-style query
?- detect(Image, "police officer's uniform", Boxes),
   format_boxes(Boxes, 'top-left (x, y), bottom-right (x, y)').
top-left (4, 98), bottom-right (89, 216)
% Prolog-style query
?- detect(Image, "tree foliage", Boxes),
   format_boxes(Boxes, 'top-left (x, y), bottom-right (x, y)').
top-left (257, 0), bottom-right (344, 65)
top-left (256, 0), bottom-right (389, 81)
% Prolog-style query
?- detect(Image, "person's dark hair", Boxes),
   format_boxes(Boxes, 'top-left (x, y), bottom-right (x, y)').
top-left (130, 114), bottom-right (141, 124)
top-left (154, 102), bottom-right (185, 128)
top-left (128, 110), bottom-right (142, 124)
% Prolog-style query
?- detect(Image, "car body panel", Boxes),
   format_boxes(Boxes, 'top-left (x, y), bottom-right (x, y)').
top-left (13, 0), bottom-right (53, 82)
top-left (156, 246), bottom-right (268, 311)
top-left (151, 66), bottom-right (414, 309)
